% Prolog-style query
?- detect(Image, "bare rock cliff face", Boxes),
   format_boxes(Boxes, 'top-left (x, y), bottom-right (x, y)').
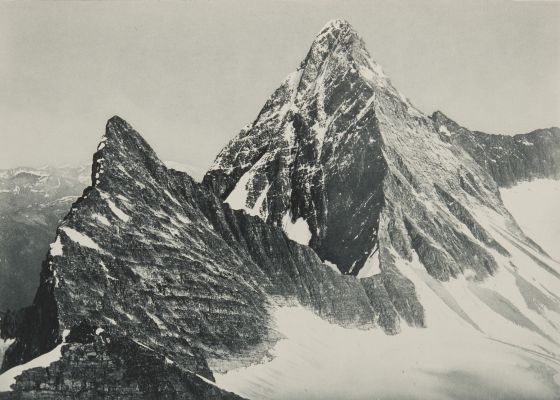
top-left (202, 20), bottom-right (560, 356)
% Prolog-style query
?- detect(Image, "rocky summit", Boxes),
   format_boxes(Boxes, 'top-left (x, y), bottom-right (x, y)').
top-left (1, 19), bottom-right (560, 400)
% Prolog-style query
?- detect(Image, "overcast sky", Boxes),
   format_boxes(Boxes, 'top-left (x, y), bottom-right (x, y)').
top-left (0, 0), bottom-right (558, 170)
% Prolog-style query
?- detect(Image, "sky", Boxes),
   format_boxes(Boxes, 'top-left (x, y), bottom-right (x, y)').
top-left (0, 0), bottom-right (558, 170)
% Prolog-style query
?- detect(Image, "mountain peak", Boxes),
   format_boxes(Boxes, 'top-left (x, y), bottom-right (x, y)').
top-left (306, 18), bottom-right (363, 61)
top-left (89, 116), bottom-right (165, 191)
top-left (296, 18), bottom-right (403, 108)
top-left (105, 115), bottom-right (132, 135)
top-left (104, 115), bottom-right (139, 142)
top-left (100, 115), bottom-right (155, 156)
top-left (318, 19), bottom-right (354, 35)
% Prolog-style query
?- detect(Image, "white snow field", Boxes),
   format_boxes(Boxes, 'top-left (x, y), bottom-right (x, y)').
top-left (215, 180), bottom-right (560, 399)
top-left (216, 301), bottom-right (559, 400)
top-left (500, 178), bottom-right (560, 261)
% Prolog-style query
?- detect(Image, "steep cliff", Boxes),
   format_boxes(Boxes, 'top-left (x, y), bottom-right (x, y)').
top-left (203, 20), bottom-right (520, 281)
top-left (203, 18), bottom-right (560, 363)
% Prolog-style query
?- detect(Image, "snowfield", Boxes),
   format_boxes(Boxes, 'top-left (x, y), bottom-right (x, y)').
top-left (215, 304), bottom-right (560, 400)
top-left (500, 178), bottom-right (560, 261)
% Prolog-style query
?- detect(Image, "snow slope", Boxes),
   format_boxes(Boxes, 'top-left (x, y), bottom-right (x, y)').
top-left (215, 304), bottom-right (560, 400)
top-left (500, 179), bottom-right (560, 261)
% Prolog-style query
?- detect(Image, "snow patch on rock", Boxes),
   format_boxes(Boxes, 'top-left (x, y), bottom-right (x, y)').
top-left (61, 227), bottom-right (102, 252)
top-left (93, 214), bottom-right (111, 226)
top-left (100, 192), bottom-right (130, 223)
top-left (0, 342), bottom-right (65, 391)
top-left (225, 169), bottom-right (254, 212)
top-left (357, 250), bottom-right (381, 278)
top-left (282, 215), bottom-right (312, 246)
top-left (438, 125), bottom-right (451, 137)
top-left (323, 260), bottom-right (341, 274)
top-left (49, 235), bottom-right (64, 257)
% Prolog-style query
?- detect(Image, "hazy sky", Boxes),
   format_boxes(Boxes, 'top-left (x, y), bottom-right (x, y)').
top-left (1, 0), bottom-right (558, 170)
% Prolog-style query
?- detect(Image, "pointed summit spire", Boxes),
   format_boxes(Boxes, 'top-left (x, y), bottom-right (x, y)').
top-left (317, 19), bottom-right (354, 37)
top-left (88, 116), bottom-right (166, 191)
top-left (303, 18), bottom-right (364, 68)
top-left (294, 19), bottom-right (401, 106)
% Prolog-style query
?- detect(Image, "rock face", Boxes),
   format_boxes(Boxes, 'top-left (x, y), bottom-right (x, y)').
top-left (0, 166), bottom-right (89, 312)
top-left (0, 161), bottom-right (202, 314)
top-left (203, 19), bottom-right (526, 282)
top-left (2, 117), bottom-right (271, 379)
top-left (203, 20), bottom-right (560, 362)
top-left (432, 111), bottom-right (560, 187)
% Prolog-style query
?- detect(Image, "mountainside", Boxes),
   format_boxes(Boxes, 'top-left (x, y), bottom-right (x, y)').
top-left (1, 18), bottom-right (560, 400)
top-left (0, 161), bottom-right (202, 314)
top-left (203, 19), bottom-right (556, 281)
top-left (432, 111), bottom-right (560, 187)
top-left (0, 116), bottom-right (426, 397)
top-left (203, 18), bottom-right (560, 391)
top-left (0, 166), bottom-right (90, 311)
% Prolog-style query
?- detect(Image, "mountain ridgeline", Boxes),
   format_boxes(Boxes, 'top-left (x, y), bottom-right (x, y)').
top-left (432, 111), bottom-right (560, 188)
top-left (1, 19), bottom-right (559, 399)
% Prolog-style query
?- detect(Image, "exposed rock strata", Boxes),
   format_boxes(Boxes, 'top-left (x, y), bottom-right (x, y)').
top-left (431, 111), bottom-right (560, 187)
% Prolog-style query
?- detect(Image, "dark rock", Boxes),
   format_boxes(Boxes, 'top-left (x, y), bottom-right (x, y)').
top-left (9, 333), bottom-right (244, 399)
top-left (3, 19), bottom-right (559, 400)
top-left (2, 113), bottom-right (420, 398)
top-left (431, 111), bottom-right (560, 187)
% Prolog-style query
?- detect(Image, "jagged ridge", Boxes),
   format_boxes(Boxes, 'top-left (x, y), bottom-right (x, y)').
top-left (432, 111), bottom-right (560, 187)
